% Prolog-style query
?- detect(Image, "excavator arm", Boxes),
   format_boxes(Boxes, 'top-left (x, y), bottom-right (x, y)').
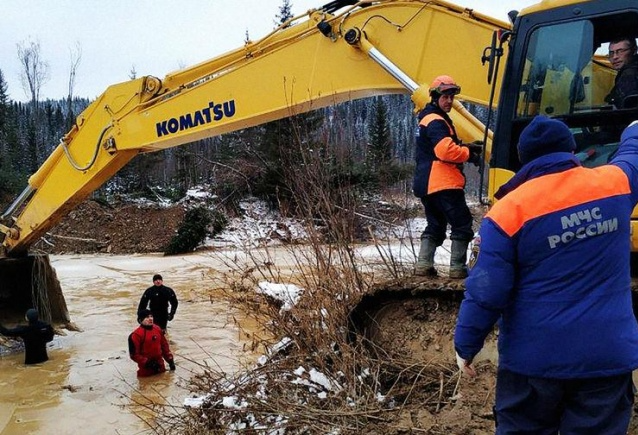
top-left (0, 0), bottom-right (509, 256)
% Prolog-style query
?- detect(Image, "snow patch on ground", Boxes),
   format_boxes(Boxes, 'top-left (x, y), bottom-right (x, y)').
top-left (256, 282), bottom-right (303, 312)
top-left (206, 197), bottom-right (308, 249)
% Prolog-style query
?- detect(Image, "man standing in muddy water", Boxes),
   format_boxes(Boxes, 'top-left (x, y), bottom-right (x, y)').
top-left (454, 117), bottom-right (638, 434)
top-left (128, 309), bottom-right (175, 376)
top-left (137, 274), bottom-right (178, 333)
top-left (0, 308), bottom-right (54, 364)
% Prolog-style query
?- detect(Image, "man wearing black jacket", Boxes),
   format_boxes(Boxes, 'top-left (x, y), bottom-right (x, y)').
top-left (605, 37), bottom-right (638, 109)
top-left (0, 308), bottom-right (54, 364)
top-left (137, 274), bottom-right (178, 332)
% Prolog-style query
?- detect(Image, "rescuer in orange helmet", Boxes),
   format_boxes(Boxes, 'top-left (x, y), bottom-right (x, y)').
top-left (412, 75), bottom-right (482, 278)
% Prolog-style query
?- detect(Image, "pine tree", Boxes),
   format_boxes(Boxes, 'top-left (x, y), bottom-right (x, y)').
top-left (0, 69), bottom-right (8, 133)
top-left (367, 96), bottom-right (392, 169)
top-left (275, 0), bottom-right (293, 27)
top-left (254, 0), bottom-right (323, 206)
top-left (0, 69), bottom-right (11, 194)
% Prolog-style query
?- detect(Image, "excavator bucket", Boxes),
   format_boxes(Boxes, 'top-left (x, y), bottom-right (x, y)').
top-left (0, 254), bottom-right (70, 325)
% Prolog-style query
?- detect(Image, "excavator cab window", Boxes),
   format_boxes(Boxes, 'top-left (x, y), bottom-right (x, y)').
top-left (516, 20), bottom-right (596, 119)
top-left (511, 10), bottom-right (638, 171)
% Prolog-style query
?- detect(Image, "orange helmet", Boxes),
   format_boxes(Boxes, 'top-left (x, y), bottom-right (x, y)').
top-left (429, 75), bottom-right (461, 96)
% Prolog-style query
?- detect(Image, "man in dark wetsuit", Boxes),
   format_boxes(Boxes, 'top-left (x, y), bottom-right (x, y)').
top-left (0, 308), bottom-right (54, 364)
top-left (137, 274), bottom-right (178, 332)
top-left (605, 37), bottom-right (638, 109)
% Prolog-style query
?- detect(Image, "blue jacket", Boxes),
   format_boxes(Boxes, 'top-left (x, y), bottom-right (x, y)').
top-left (454, 123), bottom-right (638, 378)
top-left (412, 103), bottom-right (471, 197)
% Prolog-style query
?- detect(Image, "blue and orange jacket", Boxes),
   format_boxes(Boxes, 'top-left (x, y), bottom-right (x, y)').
top-left (412, 103), bottom-right (471, 197)
top-left (455, 123), bottom-right (638, 378)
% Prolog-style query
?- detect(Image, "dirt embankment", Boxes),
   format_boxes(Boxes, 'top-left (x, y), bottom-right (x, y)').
top-left (33, 200), bottom-right (186, 255)
top-left (354, 289), bottom-right (499, 434)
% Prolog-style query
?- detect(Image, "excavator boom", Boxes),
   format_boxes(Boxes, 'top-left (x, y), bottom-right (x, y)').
top-left (0, 0), bottom-right (508, 256)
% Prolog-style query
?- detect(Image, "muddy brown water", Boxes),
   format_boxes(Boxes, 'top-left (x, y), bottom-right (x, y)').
top-left (0, 252), bottom-right (255, 435)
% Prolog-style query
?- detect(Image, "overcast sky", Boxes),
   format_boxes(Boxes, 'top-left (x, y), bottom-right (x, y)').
top-left (0, 0), bottom-right (537, 103)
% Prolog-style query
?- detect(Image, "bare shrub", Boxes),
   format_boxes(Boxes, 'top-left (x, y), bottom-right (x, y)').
top-left (151, 124), bottom-right (463, 434)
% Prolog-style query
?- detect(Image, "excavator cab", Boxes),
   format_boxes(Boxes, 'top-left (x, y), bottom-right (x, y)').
top-left (489, 0), bottom-right (638, 276)
top-left (490, 1), bottom-right (638, 186)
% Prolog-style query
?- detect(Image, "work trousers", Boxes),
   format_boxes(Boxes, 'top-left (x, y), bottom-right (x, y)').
top-left (420, 188), bottom-right (473, 245)
top-left (494, 368), bottom-right (634, 435)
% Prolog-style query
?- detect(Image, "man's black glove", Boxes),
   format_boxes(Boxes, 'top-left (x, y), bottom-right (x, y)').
top-left (466, 140), bottom-right (484, 154)
top-left (145, 359), bottom-right (161, 373)
top-left (168, 359), bottom-right (176, 371)
top-left (167, 313), bottom-right (174, 322)
top-left (468, 151), bottom-right (482, 167)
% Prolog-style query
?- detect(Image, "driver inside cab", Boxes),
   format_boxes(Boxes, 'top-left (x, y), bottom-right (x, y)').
top-left (605, 37), bottom-right (638, 108)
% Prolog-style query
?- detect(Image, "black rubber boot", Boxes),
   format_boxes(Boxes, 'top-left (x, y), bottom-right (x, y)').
top-left (415, 238), bottom-right (438, 276)
top-left (449, 240), bottom-right (470, 279)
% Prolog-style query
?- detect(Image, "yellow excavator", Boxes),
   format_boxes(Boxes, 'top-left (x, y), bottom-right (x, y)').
top-left (0, 0), bottom-right (636, 324)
